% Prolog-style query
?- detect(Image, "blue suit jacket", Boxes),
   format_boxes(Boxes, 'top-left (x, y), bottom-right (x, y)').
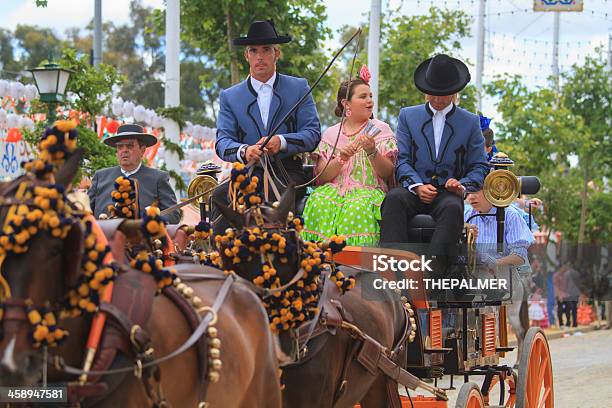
top-left (215, 74), bottom-right (321, 162)
top-left (395, 104), bottom-right (489, 191)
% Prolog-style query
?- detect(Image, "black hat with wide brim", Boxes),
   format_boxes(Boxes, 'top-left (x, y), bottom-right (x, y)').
top-left (414, 54), bottom-right (471, 96)
top-left (233, 20), bottom-right (292, 46)
top-left (103, 123), bottom-right (157, 148)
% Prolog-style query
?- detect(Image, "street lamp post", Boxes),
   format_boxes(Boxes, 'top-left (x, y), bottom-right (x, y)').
top-left (27, 62), bottom-right (73, 124)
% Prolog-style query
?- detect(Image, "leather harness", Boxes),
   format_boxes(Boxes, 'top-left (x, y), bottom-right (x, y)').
top-left (283, 269), bottom-right (418, 407)
top-left (1, 186), bottom-right (447, 406)
top-left (47, 270), bottom-right (235, 407)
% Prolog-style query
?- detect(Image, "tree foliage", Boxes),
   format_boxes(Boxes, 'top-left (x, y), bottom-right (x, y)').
top-left (561, 52), bottom-right (611, 179)
top-left (59, 48), bottom-right (124, 117)
top-left (379, 7), bottom-right (474, 123)
top-left (486, 51), bottom-right (611, 245)
top-left (77, 124), bottom-right (117, 178)
top-left (8, 1), bottom-right (212, 124)
top-left (14, 24), bottom-right (64, 69)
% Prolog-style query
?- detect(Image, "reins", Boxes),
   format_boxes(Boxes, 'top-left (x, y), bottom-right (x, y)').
top-left (48, 273), bottom-right (235, 378)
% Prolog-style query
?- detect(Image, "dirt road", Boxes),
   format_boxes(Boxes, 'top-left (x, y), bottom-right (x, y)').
top-left (406, 329), bottom-right (612, 407)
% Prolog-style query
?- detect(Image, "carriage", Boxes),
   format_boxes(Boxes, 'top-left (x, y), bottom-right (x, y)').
top-left (110, 151), bottom-right (555, 408)
top-left (183, 154), bottom-right (556, 407)
top-left (328, 154), bottom-right (555, 407)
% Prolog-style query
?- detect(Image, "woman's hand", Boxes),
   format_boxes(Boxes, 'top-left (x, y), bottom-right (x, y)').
top-left (339, 143), bottom-right (358, 161)
top-left (357, 134), bottom-right (376, 155)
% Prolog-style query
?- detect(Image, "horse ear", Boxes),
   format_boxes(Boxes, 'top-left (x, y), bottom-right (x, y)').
top-left (55, 148), bottom-right (85, 189)
top-left (211, 197), bottom-right (244, 229)
top-left (63, 222), bottom-right (84, 288)
top-left (272, 183), bottom-right (295, 224)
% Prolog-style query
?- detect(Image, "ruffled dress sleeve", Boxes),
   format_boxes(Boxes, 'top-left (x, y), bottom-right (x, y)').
top-left (372, 119), bottom-right (398, 190)
top-left (310, 123), bottom-right (342, 163)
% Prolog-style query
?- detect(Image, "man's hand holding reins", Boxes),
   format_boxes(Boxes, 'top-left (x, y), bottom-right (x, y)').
top-left (246, 144), bottom-right (265, 162)
top-left (256, 135), bottom-right (282, 155)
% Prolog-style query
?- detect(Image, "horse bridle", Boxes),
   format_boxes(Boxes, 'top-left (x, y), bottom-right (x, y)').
top-left (0, 181), bottom-right (233, 407)
top-left (229, 206), bottom-right (307, 299)
top-left (0, 177), bottom-right (68, 341)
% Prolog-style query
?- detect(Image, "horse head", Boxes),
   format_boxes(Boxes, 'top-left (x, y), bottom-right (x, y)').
top-left (213, 184), bottom-right (313, 360)
top-left (211, 181), bottom-right (353, 364)
top-left (212, 183), bottom-right (300, 284)
top-left (0, 149), bottom-right (85, 386)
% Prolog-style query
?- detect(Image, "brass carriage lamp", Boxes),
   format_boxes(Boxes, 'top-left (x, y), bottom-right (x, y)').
top-left (187, 161), bottom-right (222, 220)
top-left (27, 62), bottom-right (74, 124)
top-left (483, 152), bottom-right (541, 251)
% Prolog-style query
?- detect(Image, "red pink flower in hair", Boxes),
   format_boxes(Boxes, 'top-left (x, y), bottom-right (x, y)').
top-left (359, 64), bottom-right (371, 84)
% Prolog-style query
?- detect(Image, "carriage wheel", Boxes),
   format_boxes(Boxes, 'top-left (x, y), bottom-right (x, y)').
top-left (516, 327), bottom-right (554, 408)
top-left (484, 371), bottom-right (517, 407)
top-left (455, 382), bottom-right (485, 408)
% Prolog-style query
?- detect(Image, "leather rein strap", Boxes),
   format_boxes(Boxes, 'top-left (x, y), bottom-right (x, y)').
top-left (51, 274), bottom-right (235, 377)
top-left (178, 267), bottom-right (305, 300)
top-left (340, 315), bottom-right (448, 401)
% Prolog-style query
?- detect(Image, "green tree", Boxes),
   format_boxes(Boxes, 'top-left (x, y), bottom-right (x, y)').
top-left (59, 48), bottom-right (124, 117)
top-left (77, 124), bottom-right (117, 178)
top-left (180, 60), bottom-right (215, 126)
top-left (14, 24), bottom-right (65, 68)
top-left (378, 7), bottom-right (473, 123)
top-left (104, 2), bottom-right (165, 109)
top-left (0, 28), bottom-right (20, 75)
top-left (486, 52), bottom-right (611, 249)
top-left (486, 75), bottom-right (584, 240)
top-left (560, 52), bottom-right (611, 253)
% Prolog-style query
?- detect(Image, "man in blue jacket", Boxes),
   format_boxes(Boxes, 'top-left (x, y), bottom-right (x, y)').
top-left (212, 20), bottom-right (321, 233)
top-left (380, 54), bottom-right (489, 272)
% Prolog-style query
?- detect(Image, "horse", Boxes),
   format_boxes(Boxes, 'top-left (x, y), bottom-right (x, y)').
top-left (0, 150), bottom-right (281, 408)
top-left (214, 184), bottom-right (415, 408)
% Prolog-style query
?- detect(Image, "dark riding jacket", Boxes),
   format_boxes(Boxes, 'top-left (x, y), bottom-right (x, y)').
top-left (395, 104), bottom-right (489, 191)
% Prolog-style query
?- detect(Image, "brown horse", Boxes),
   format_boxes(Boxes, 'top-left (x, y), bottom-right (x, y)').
top-left (0, 152), bottom-right (281, 407)
top-left (214, 185), bottom-right (412, 408)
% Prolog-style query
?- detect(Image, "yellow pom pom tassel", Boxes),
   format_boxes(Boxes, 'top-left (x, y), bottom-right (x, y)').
top-left (54, 119), bottom-right (77, 133)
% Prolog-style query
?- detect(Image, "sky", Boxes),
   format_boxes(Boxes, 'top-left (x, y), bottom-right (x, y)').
top-left (0, 0), bottom-right (609, 119)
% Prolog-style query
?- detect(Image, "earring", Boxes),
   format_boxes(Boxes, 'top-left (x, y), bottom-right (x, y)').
top-left (346, 107), bottom-right (352, 117)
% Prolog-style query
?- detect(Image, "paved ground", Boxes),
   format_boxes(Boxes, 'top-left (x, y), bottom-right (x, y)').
top-left (404, 328), bottom-right (612, 407)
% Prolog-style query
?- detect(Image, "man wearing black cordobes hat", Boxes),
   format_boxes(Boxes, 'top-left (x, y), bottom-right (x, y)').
top-left (380, 54), bottom-right (489, 274)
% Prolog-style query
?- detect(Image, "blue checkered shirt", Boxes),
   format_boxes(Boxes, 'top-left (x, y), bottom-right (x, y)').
top-left (464, 205), bottom-right (534, 262)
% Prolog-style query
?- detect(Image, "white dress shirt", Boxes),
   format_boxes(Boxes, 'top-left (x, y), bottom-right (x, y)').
top-left (251, 73), bottom-right (275, 128)
top-left (408, 102), bottom-right (454, 193)
top-left (120, 162), bottom-right (142, 178)
top-left (430, 102), bottom-right (453, 158)
top-left (237, 73), bottom-right (287, 162)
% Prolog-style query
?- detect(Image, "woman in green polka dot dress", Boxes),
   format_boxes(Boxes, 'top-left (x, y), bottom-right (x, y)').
top-left (302, 69), bottom-right (397, 246)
